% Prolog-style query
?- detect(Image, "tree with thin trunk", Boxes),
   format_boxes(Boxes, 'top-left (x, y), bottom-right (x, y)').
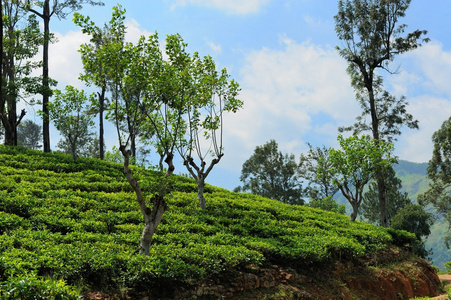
top-left (1, 2), bottom-right (43, 146)
top-left (17, 119), bottom-right (42, 149)
top-left (299, 144), bottom-right (339, 200)
top-left (23, 0), bottom-right (103, 152)
top-left (334, 0), bottom-right (428, 227)
top-left (178, 55), bottom-right (242, 209)
top-left (74, 11), bottom-right (117, 160)
top-left (320, 135), bottom-right (395, 221)
top-left (48, 85), bottom-right (95, 160)
top-left (419, 116), bottom-right (451, 248)
top-left (95, 6), bottom-right (223, 255)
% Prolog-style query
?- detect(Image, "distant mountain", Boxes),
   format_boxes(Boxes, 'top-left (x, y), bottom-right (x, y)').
top-left (393, 160), bottom-right (430, 202)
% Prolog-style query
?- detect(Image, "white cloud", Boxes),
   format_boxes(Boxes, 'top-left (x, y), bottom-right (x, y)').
top-left (387, 41), bottom-right (451, 163)
top-left (220, 37), bottom-right (358, 172)
top-left (206, 40), bottom-right (222, 54)
top-left (169, 0), bottom-right (271, 15)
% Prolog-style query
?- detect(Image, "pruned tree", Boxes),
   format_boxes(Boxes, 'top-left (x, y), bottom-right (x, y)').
top-left (17, 119), bottom-right (42, 149)
top-left (177, 55), bottom-right (242, 209)
top-left (86, 5), bottom-right (235, 255)
top-left (23, 0), bottom-right (104, 152)
top-left (238, 140), bottom-right (304, 205)
top-left (320, 135), bottom-right (395, 221)
top-left (48, 85), bottom-right (95, 160)
top-left (334, 0), bottom-right (428, 227)
top-left (299, 144), bottom-right (339, 200)
top-left (419, 116), bottom-right (451, 247)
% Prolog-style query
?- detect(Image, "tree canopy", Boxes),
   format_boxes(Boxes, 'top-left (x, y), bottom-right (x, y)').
top-left (238, 140), bottom-right (304, 205)
top-left (320, 135), bottom-right (395, 221)
top-left (419, 116), bottom-right (451, 247)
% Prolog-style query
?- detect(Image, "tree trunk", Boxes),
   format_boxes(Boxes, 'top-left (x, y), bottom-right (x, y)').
top-left (140, 195), bottom-right (167, 255)
top-left (197, 177), bottom-right (206, 210)
top-left (367, 74), bottom-right (388, 227)
top-left (98, 86), bottom-right (105, 160)
top-left (42, 0), bottom-right (51, 152)
top-left (350, 203), bottom-right (358, 222)
top-left (120, 146), bottom-right (168, 255)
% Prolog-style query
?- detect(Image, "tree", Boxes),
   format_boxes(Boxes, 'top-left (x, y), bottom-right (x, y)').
top-left (177, 55), bottom-right (242, 209)
top-left (299, 144), bottom-right (339, 200)
top-left (360, 164), bottom-right (411, 225)
top-left (391, 204), bottom-right (433, 258)
top-left (320, 135), bottom-right (395, 221)
top-left (74, 11), bottom-right (117, 160)
top-left (335, 0), bottom-right (428, 227)
top-left (90, 5), bottom-right (234, 254)
top-left (48, 85), bottom-right (95, 160)
top-left (1, 2), bottom-right (43, 146)
top-left (23, 0), bottom-right (104, 152)
top-left (17, 119), bottom-right (42, 149)
top-left (307, 196), bottom-right (346, 214)
top-left (419, 116), bottom-right (451, 247)
top-left (238, 140), bottom-right (304, 205)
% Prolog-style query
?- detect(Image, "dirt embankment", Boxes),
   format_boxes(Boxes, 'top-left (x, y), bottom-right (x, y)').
top-left (86, 248), bottom-right (443, 299)
top-left (431, 274), bottom-right (451, 300)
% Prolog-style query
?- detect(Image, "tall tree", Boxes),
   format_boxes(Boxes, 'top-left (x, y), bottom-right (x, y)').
top-left (320, 135), bottom-right (395, 221)
top-left (238, 140), bottom-right (304, 205)
top-left (334, 0), bottom-right (428, 227)
top-left (360, 164), bottom-right (411, 225)
top-left (1, 2), bottom-right (43, 146)
top-left (74, 11), bottom-right (116, 160)
top-left (299, 144), bottom-right (339, 200)
top-left (177, 55), bottom-right (242, 209)
top-left (23, 0), bottom-right (103, 152)
top-left (419, 116), bottom-right (451, 247)
top-left (17, 119), bottom-right (42, 149)
top-left (48, 85), bottom-right (95, 160)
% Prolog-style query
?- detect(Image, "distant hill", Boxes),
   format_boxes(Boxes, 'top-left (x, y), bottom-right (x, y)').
top-left (393, 160), bottom-right (430, 202)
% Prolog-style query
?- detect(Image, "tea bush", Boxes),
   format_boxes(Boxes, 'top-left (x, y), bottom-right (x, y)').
top-left (0, 145), bottom-right (416, 297)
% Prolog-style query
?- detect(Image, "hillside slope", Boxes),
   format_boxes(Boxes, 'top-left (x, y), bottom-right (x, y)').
top-left (0, 146), bottom-right (442, 299)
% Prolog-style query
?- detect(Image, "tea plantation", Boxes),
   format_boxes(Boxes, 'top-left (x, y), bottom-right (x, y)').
top-left (0, 145), bottom-right (417, 299)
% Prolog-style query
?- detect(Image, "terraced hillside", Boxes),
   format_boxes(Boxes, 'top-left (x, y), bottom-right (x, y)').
top-left (0, 146), bottom-right (442, 299)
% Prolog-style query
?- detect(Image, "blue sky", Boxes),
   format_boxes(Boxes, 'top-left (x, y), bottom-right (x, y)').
top-left (25, 0), bottom-right (451, 190)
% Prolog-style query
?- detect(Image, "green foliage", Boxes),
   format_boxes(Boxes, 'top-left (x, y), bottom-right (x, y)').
top-left (299, 144), bottom-right (339, 200)
top-left (420, 116), bottom-right (451, 247)
top-left (308, 196), bottom-right (346, 215)
top-left (361, 165), bottom-right (411, 226)
top-left (0, 273), bottom-right (81, 300)
top-left (17, 120), bottom-right (42, 150)
top-left (0, 145), bottom-right (420, 297)
top-left (48, 86), bottom-right (96, 160)
top-left (238, 140), bottom-right (304, 205)
top-left (320, 135), bottom-right (396, 221)
top-left (391, 204), bottom-right (434, 258)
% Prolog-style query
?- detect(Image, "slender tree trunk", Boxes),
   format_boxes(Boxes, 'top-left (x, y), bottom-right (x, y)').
top-left (120, 146), bottom-right (168, 255)
top-left (0, 0), bottom-right (2, 143)
top-left (367, 74), bottom-right (388, 228)
top-left (98, 86), bottom-right (105, 160)
top-left (197, 176), bottom-right (206, 210)
top-left (42, 0), bottom-right (51, 152)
